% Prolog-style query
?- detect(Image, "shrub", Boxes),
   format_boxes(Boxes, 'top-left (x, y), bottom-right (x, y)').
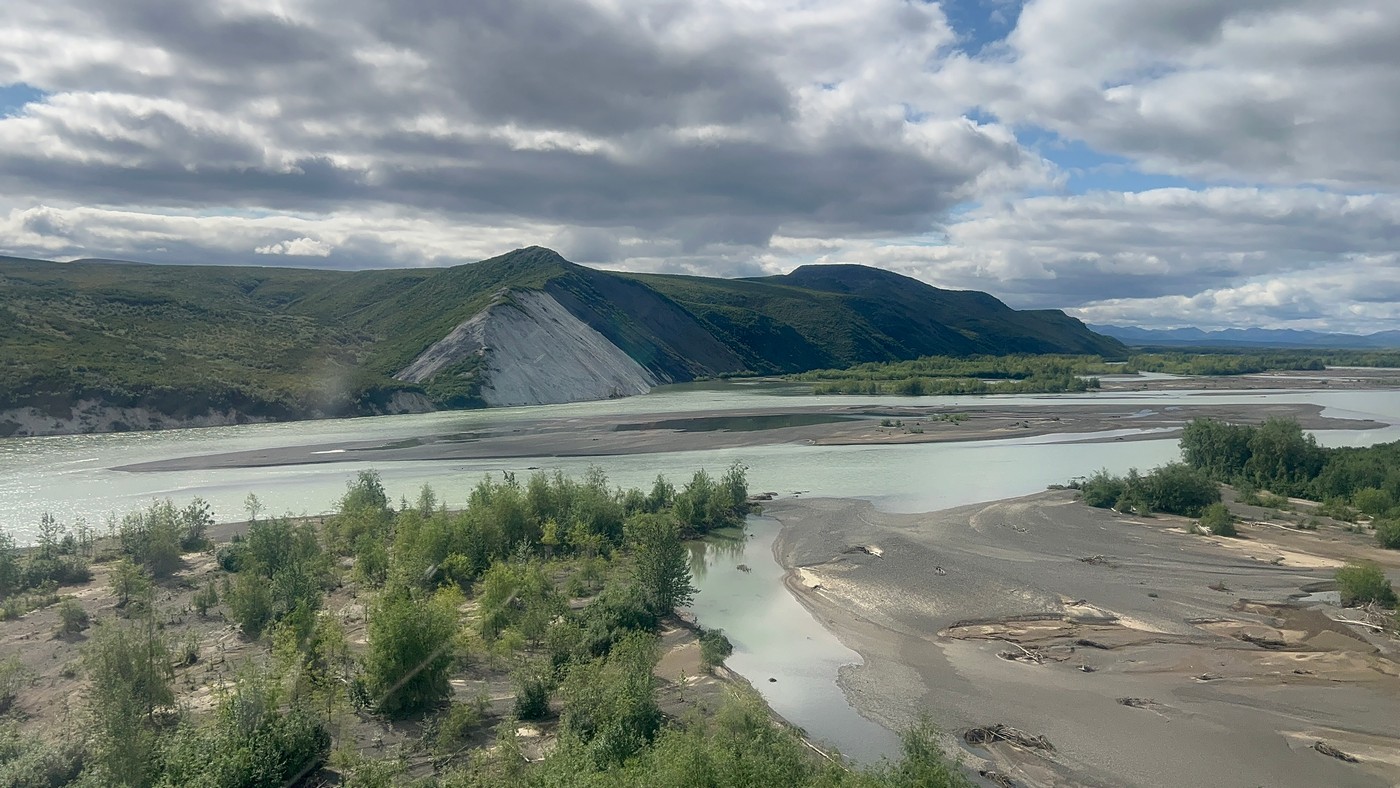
top-left (1198, 503), bottom-right (1237, 537)
top-left (1375, 519), bottom-right (1400, 550)
top-left (699, 628), bottom-right (733, 669)
top-left (193, 580), bottom-right (219, 617)
top-left (435, 698), bottom-right (487, 754)
top-left (365, 588), bottom-right (460, 717)
top-left (57, 598), bottom-right (88, 634)
top-left (1336, 561), bottom-right (1397, 607)
top-left (1353, 487), bottom-right (1395, 518)
top-left (512, 664), bottom-right (553, 721)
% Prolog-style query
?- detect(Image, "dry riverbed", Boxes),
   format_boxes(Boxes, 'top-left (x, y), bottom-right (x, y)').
top-left (770, 490), bottom-right (1400, 788)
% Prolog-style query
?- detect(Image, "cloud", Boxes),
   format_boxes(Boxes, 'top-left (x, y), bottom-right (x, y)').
top-left (945, 0), bottom-right (1400, 189)
top-left (254, 237), bottom-right (333, 257)
top-left (0, 0), bottom-right (1396, 332)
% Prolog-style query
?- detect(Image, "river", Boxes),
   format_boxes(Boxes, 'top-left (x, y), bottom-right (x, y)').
top-left (2, 383), bottom-right (1398, 763)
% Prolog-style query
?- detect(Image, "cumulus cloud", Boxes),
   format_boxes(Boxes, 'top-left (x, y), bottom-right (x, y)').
top-left (0, 0), bottom-right (1396, 332)
top-left (254, 237), bottom-right (333, 257)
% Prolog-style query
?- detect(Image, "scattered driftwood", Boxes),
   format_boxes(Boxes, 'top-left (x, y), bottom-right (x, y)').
top-left (964, 724), bottom-right (1054, 752)
top-left (1239, 632), bottom-right (1287, 649)
top-left (1076, 664), bottom-right (1096, 673)
top-left (1208, 581), bottom-right (1231, 593)
top-left (1116, 697), bottom-right (1156, 709)
top-left (979, 770), bottom-right (1017, 788)
top-left (1078, 555), bottom-right (1115, 567)
top-left (1194, 673), bottom-right (1221, 682)
top-left (1075, 638), bottom-right (1111, 650)
top-left (1313, 741), bottom-right (1359, 763)
top-left (736, 564), bottom-right (751, 573)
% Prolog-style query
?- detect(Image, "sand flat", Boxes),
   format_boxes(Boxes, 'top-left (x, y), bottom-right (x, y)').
top-left (769, 491), bottom-right (1400, 788)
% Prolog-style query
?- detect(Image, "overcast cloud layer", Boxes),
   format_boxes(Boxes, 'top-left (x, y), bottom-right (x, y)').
top-left (1, 0), bottom-right (1396, 331)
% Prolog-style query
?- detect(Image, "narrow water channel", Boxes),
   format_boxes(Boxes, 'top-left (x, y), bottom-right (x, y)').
top-left (686, 518), bottom-right (902, 765)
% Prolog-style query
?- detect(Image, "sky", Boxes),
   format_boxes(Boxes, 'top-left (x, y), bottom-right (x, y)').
top-left (1, 0), bottom-right (1397, 332)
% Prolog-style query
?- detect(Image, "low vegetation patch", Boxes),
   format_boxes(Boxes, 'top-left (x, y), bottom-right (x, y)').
top-left (1336, 561), bottom-right (1397, 608)
top-left (1071, 463), bottom-right (1221, 517)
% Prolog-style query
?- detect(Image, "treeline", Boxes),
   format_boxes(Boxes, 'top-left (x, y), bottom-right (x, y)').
top-left (791, 354), bottom-right (1105, 395)
top-left (1180, 418), bottom-right (1400, 548)
top-left (0, 466), bottom-right (972, 787)
top-left (789, 348), bottom-right (1400, 398)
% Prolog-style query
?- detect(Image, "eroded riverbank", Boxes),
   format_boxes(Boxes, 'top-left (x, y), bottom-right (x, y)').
top-left (770, 491), bottom-right (1400, 788)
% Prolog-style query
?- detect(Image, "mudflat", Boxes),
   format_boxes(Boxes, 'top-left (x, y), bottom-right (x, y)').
top-left (114, 400), bottom-right (1378, 472)
top-left (770, 491), bottom-right (1400, 788)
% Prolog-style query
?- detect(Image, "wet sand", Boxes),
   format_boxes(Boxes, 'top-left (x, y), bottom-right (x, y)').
top-left (770, 492), bottom-right (1400, 788)
top-left (115, 401), bottom-right (1379, 472)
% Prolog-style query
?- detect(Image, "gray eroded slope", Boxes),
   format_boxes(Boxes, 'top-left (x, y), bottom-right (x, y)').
top-left (396, 290), bottom-right (659, 407)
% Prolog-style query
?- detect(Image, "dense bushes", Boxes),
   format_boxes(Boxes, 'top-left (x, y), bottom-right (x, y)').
top-left (1073, 463), bottom-right (1220, 517)
top-left (1181, 418), bottom-right (1400, 539)
top-left (364, 588), bottom-right (461, 717)
top-left (1335, 562), bottom-right (1397, 607)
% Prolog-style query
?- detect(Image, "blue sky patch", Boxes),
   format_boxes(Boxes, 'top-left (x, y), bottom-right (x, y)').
top-left (0, 83), bottom-right (48, 117)
top-left (1019, 128), bottom-right (1194, 194)
top-left (941, 0), bottom-right (1022, 55)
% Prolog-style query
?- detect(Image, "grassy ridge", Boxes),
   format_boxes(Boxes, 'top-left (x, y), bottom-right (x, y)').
top-left (1, 248), bottom-right (1124, 429)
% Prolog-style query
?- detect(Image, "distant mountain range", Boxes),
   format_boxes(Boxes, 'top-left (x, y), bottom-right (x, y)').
top-left (1090, 324), bottom-right (1400, 349)
top-left (0, 247), bottom-right (1122, 435)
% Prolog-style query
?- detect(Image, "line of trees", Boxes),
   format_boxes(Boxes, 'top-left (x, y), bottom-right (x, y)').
top-left (1180, 417), bottom-right (1400, 548)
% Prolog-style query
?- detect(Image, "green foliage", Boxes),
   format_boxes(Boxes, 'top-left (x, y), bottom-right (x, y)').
top-left (627, 514), bottom-right (696, 615)
top-left (108, 559), bottom-right (151, 610)
top-left (1354, 487), bottom-right (1395, 518)
top-left (118, 499), bottom-right (201, 577)
top-left (1335, 561), bottom-right (1397, 607)
top-left (798, 353), bottom-right (1105, 395)
top-left (1198, 503), bottom-right (1237, 537)
top-left (0, 655), bottom-right (28, 711)
top-left (475, 561), bottom-right (563, 643)
top-left (0, 720), bottom-right (88, 788)
top-left (1375, 519), bottom-right (1400, 550)
top-left (698, 628), bottom-right (734, 669)
top-left (159, 669), bottom-right (330, 787)
top-left (84, 617), bottom-right (173, 785)
top-left (193, 581), bottom-right (219, 617)
top-left (224, 517), bottom-right (327, 641)
top-left (512, 663), bottom-right (554, 721)
top-left (556, 632), bottom-right (663, 770)
top-left (364, 587), bottom-right (460, 718)
top-left (57, 598), bottom-right (88, 634)
top-left (1074, 463), bottom-right (1220, 517)
top-left (434, 698), bottom-right (488, 755)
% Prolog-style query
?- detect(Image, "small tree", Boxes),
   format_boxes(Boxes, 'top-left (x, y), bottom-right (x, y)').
top-left (85, 616), bottom-right (173, 784)
top-left (365, 587), bottom-right (460, 717)
top-left (698, 628), bottom-right (733, 669)
top-left (1336, 561), bottom-right (1397, 607)
top-left (626, 513), bottom-right (696, 616)
top-left (1199, 503), bottom-right (1237, 537)
top-left (109, 558), bottom-right (151, 609)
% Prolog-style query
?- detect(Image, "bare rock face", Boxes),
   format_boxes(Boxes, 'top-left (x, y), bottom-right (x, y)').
top-left (396, 290), bottom-right (660, 407)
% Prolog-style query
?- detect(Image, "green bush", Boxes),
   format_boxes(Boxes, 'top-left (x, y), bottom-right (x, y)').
top-left (1353, 487), bottom-right (1394, 518)
top-left (1199, 503), bottom-right (1236, 537)
top-left (365, 588), bottom-right (460, 717)
top-left (435, 698), bottom-right (487, 754)
top-left (57, 599), bottom-right (88, 634)
top-left (512, 664), bottom-right (553, 721)
top-left (698, 628), bottom-right (734, 669)
top-left (1375, 519), bottom-right (1400, 550)
top-left (1336, 561), bottom-right (1397, 607)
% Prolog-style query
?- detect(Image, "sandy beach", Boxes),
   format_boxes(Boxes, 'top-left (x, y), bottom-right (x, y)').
top-left (769, 491), bottom-right (1400, 788)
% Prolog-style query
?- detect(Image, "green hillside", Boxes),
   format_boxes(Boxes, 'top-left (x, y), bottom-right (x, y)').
top-left (0, 247), bottom-right (1123, 432)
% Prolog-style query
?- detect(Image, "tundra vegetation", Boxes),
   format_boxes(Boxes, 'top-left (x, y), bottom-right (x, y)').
top-left (792, 349), bottom-right (1400, 396)
top-left (0, 464), bottom-right (970, 787)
